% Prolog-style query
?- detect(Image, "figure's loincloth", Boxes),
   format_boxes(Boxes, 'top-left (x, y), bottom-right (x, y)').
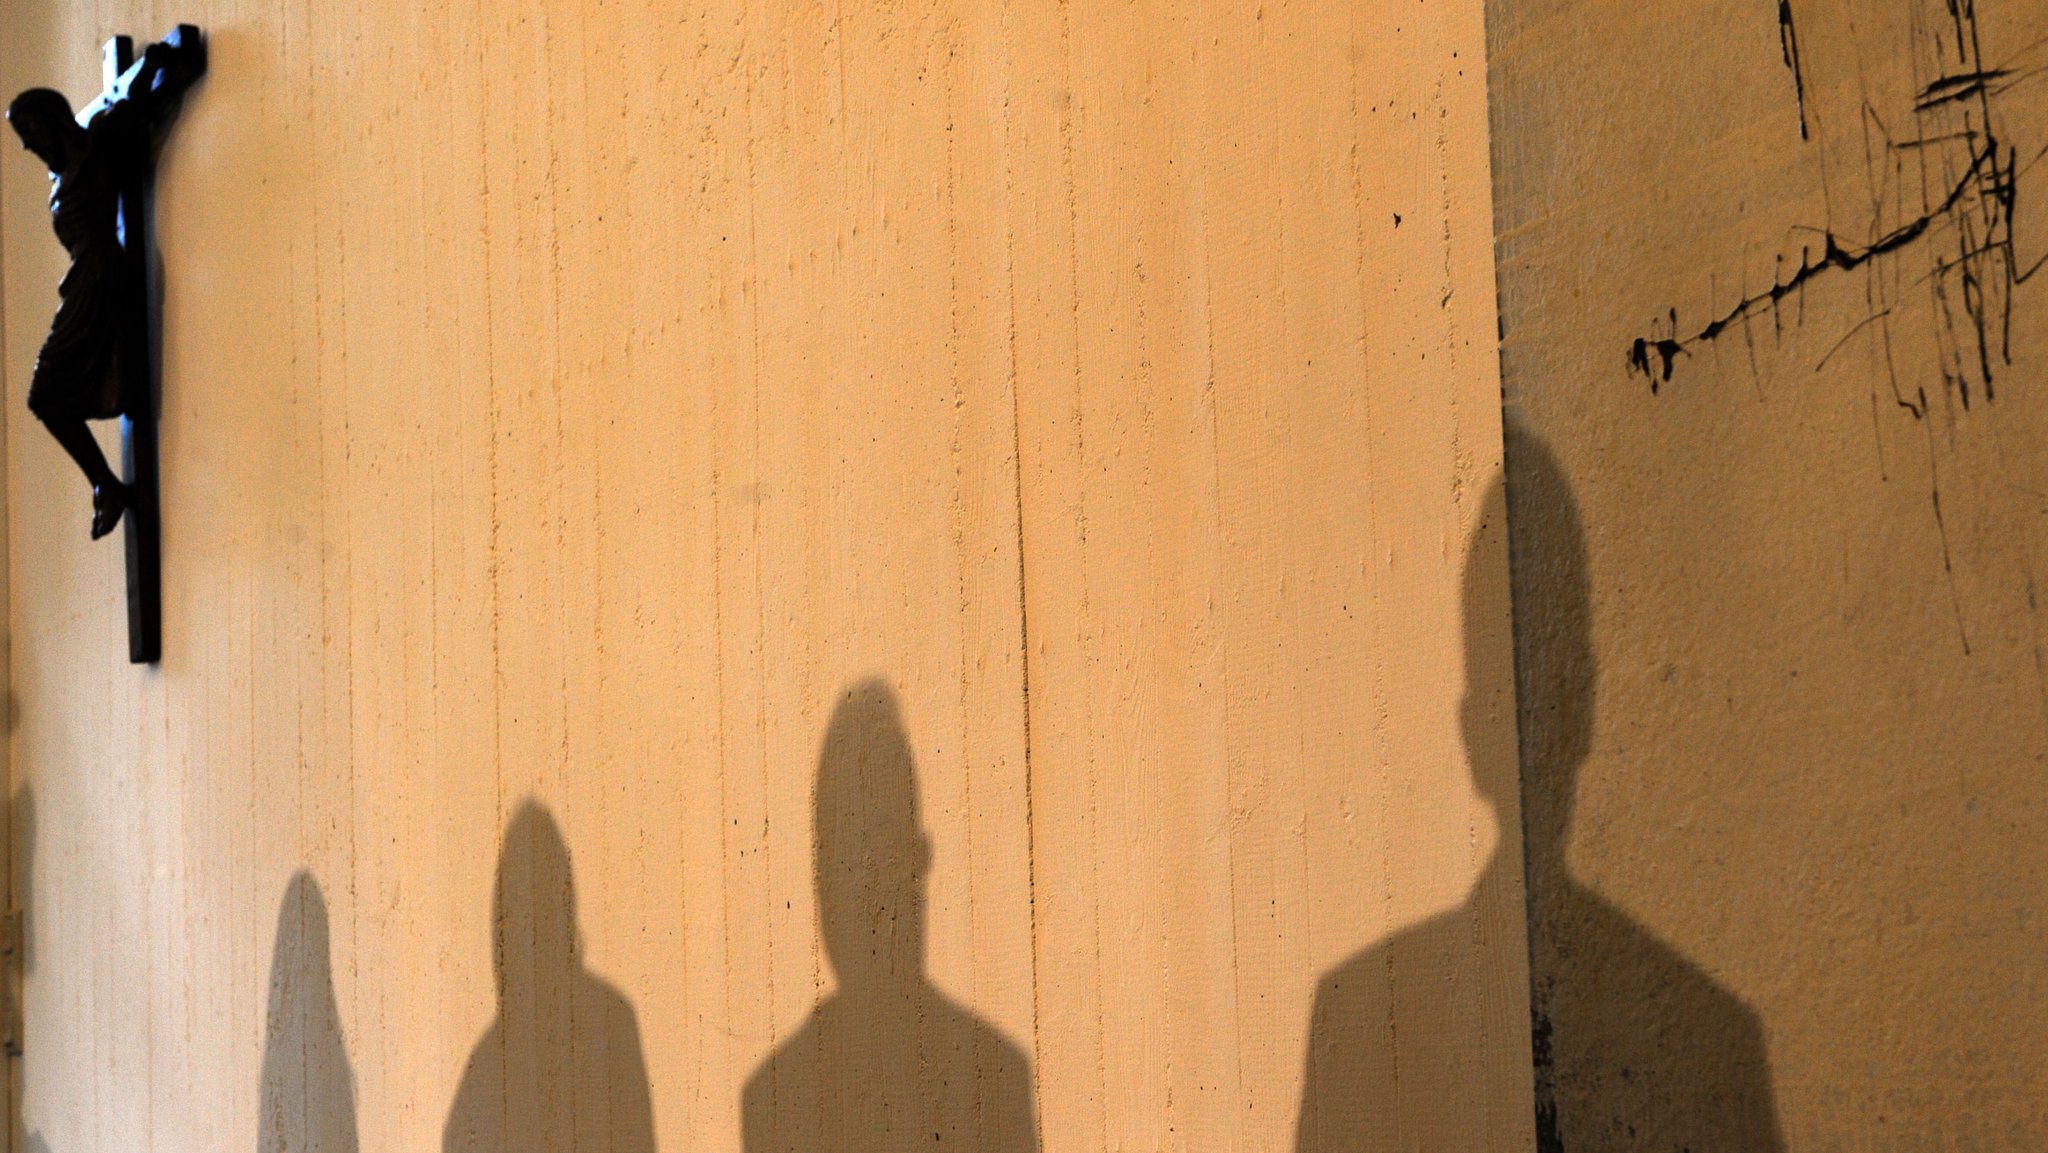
top-left (28, 238), bottom-right (129, 422)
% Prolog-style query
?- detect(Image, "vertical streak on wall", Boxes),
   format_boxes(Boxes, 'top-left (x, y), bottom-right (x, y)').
top-left (946, 1), bottom-right (1048, 1125)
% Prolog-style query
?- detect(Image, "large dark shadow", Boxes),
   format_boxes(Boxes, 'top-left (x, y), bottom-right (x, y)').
top-left (1294, 425), bottom-right (1780, 1151)
top-left (743, 679), bottom-right (1038, 1153)
top-left (443, 801), bottom-right (655, 1153)
top-left (258, 871), bottom-right (358, 1153)
top-left (1501, 424), bottom-right (1781, 1151)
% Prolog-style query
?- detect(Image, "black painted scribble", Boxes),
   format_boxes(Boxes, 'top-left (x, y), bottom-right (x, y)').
top-left (1780, 0), bottom-right (1810, 140)
top-left (1917, 68), bottom-right (2010, 110)
top-left (1628, 140), bottom-right (2009, 390)
top-left (1629, 0), bottom-right (2048, 654)
top-left (1629, 1), bottom-right (2046, 406)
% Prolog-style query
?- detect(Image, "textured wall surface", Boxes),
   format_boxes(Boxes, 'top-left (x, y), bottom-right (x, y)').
top-left (1489, 0), bottom-right (2048, 1147)
top-left (0, 1), bottom-right (1526, 1151)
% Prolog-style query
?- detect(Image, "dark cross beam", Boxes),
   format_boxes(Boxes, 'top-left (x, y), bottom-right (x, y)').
top-left (100, 34), bottom-right (163, 665)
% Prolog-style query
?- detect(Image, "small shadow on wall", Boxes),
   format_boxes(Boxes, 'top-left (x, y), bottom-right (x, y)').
top-left (9, 786), bottom-right (34, 1041)
top-left (443, 802), bottom-right (655, 1153)
top-left (9, 786), bottom-right (31, 1153)
top-left (259, 872), bottom-right (358, 1153)
top-left (1292, 428), bottom-right (1782, 1151)
top-left (743, 680), bottom-right (1039, 1153)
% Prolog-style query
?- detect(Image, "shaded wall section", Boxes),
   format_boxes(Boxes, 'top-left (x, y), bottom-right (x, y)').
top-left (0, 1), bottom-right (1529, 1151)
top-left (1487, 0), bottom-right (2048, 1146)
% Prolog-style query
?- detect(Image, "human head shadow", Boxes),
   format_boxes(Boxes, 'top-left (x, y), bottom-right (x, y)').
top-left (1294, 422), bottom-right (1781, 1151)
top-left (258, 871), bottom-right (358, 1153)
top-left (742, 679), bottom-right (1038, 1153)
top-left (442, 801), bottom-right (654, 1153)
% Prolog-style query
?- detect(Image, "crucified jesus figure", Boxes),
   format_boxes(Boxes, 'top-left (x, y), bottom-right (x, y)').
top-left (7, 27), bottom-right (204, 539)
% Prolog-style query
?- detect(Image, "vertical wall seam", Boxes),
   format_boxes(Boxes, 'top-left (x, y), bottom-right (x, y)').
top-left (993, 0), bottom-right (1047, 1138)
top-left (737, 0), bottom-right (777, 1078)
top-left (1047, 1), bottom-right (1114, 1139)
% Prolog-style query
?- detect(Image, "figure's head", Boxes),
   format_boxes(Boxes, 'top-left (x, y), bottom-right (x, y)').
top-left (6, 89), bottom-right (82, 169)
top-left (260, 871), bottom-right (354, 1153)
top-left (814, 679), bottom-right (931, 990)
top-left (1481, 420), bottom-right (1594, 861)
top-left (266, 870), bottom-right (339, 1029)
top-left (491, 800), bottom-right (580, 1001)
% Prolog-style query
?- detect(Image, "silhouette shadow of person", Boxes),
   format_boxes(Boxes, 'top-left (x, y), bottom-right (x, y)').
top-left (1501, 425), bottom-right (1781, 1151)
top-left (444, 801), bottom-right (655, 1153)
top-left (1295, 424), bottom-right (1781, 1152)
top-left (743, 679), bottom-right (1038, 1153)
top-left (259, 871), bottom-right (359, 1153)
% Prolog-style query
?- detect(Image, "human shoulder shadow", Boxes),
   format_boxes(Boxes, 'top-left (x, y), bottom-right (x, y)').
top-left (744, 982), bottom-right (1036, 1153)
top-left (1296, 427), bottom-right (1780, 1152)
top-left (743, 679), bottom-right (1037, 1153)
top-left (1527, 881), bottom-right (1778, 1151)
top-left (1298, 883), bottom-right (1779, 1153)
top-left (443, 801), bottom-right (655, 1153)
top-left (1297, 902), bottom-right (1496, 1153)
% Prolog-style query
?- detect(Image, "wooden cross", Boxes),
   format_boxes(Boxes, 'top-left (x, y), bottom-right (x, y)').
top-left (8, 26), bottom-right (199, 662)
top-left (93, 32), bottom-right (192, 664)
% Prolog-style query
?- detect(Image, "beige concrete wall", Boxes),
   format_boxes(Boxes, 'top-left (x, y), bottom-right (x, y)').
top-left (1489, 0), bottom-right (2048, 1146)
top-left (0, 2), bottom-right (1527, 1152)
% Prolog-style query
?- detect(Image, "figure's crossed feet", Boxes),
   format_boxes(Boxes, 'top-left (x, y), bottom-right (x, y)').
top-left (90, 481), bottom-right (131, 540)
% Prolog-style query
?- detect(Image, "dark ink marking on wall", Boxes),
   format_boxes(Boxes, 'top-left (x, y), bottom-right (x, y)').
top-left (1630, 143), bottom-right (2005, 385)
top-left (1629, 0), bottom-right (2044, 406)
top-left (1628, 309), bottom-right (1686, 391)
top-left (1625, 0), bottom-right (2048, 655)
top-left (1917, 69), bottom-right (2010, 110)
top-left (1779, 0), bottom-right (1810, 140)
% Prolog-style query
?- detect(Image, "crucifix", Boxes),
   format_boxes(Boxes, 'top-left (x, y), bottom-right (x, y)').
top-left (6, 25), bottom-right (206, 664)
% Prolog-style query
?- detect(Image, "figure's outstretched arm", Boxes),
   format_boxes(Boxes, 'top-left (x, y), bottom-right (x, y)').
top-left (126, 49), bottom-right (168, 103)
top-left (131, 33), bottom-right (206, 124)
top-left (69, 28), bottom-right (204, 127)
